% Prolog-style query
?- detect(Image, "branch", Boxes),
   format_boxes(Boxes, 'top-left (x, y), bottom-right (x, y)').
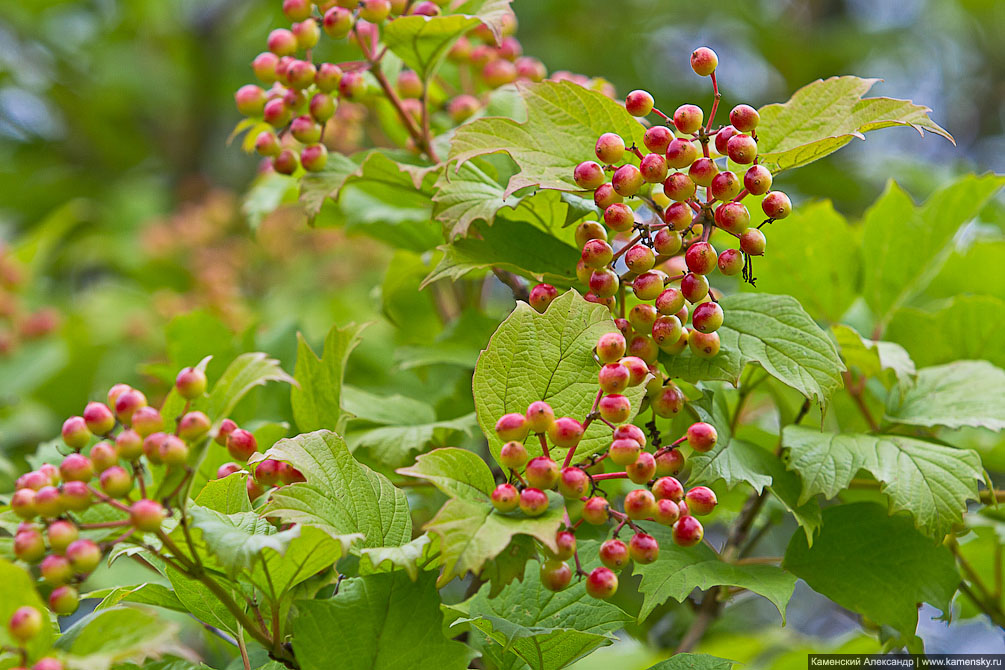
top-left (492, 268), bottom-right (529, 302)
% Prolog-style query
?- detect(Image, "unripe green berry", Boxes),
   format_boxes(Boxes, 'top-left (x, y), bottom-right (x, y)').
top-left (688, 330), bottom-right (720, 358)
top-left (66, 538), bottom-right (101, 574)
top-left (598, 394), bottom-right (631, 423)
top-left (323, 7), bottom-right (354, 38)
top-left (100, 466), bottom-right (133, 499)
top-left (482, 59), bottom-right (517, 88)
top-left (652, 315), bottom-right (683, 351)
top-left (338, 71), bottom-right (367, 100)
top-left (282, 0), bottom-right (312, 22)
top-left (315, 63), bottom-right (343, 92)
top-left (252, 52), bottom-right (280, 83)
top-left (61, 416), bottom-right (91, 450)
top-left (40, 554), bottom-right (72, 586)
top-left (267, 29), bottom-right (298, 57)
top-left (235, 85), bottom-right (267, 116)
top-left (48, 585), bottom-right (79, 616)
top-left (740, 228), bottom-right (766, 256)
top-left (539, 559), bottom-right (572, 591)
top-left (130, 499), bottom-right (166, 532)
top-left (717, 248), bottom-right (744, 276)
top-left (178, 411), bottom-right (211, 442)
top-left (525, 456), bottom-right (560, 490)
top-left (8, 606), bottom-right (43, 642)
top-left (292, 19), bottom-right (320, 50)
top-left (34, 486), bottom-right (63, 518)
top-left (273, 149), bottom-right (300, 175)
top-left (596, 332), bottom-right (626, 364)
top-left (83, 402), bottom-right (115, 436)
top-left (628, 304), bottom-right (657, 334)
top-left (575, 221), bottom-right (607, 247)
top-left (255, 131), bottom-right (282, 157)
top-left (14, 529), bottom-right (46, 563)
top-left (59, 453), bottom-right (93, 482)
top-left (653, 228), bottom-right (682, 256)
top-left (131, 406), bottom-right (164, 438)
top-left (447, 94), bottom-right (480, 123)
top-left (360, 0), bottom-right (391, 22)
top-left (159, 435), bottom-right (190, 466)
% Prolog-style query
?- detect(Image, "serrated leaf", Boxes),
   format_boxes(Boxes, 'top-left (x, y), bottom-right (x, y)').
top-left (56, 606), bottom-right (183, 670)
top-left (661, 294), bottom-right (845, 406)
top-left (359, 533), bottom-right (437, 580)
top-left (449, 80), bottom-right (645, 197)
top-left (206, 352), bottom-right (295, 425)
top-left (292, 323), bottom-right (364, 435)
top-left (193, 471), bottom-right (253, 514)
top-left (455, 551), bottom-right (631, 670)
top-left (756, 76), bottom-right (954, 173)
top-left (688, 390), bottom-right (772, 491)
top-left (251, 430), bottom-right (412, 547)
top-left (783, 425), bottom-right (982, 537)
top-left (0, 557), bottom-right (56, 661)
top-left (739, 200), bottom-right (858, 323)
top-left (862, 175), bottom-right (1005, 328)
top-left (187, 506), bottom-right (292, 572)
top-left (396, 447), bottom-right (496, 501)
top-left (784, 503), bottom-right (959, 638)
top-left (886, 360), bottom-right (1005, 431)
top-left (832, 324), bottom-right (915, 385)
top-left (472, 290), bottom-right (647, 465)
top-left (293, 572), bottom-right (475, 670)
top-left (83, 583), bottom-right (185, 613)
top-left (432, 158), bottom-right (524, 238)
top-left (423, 217), bottom-right (579, 287)
top-left (425, 492), bottom-right (564, 586)
top-left (632, 524), bottom-right (795, 622)
top-left (646, 654), bottom-right (737, 670)
top-left (887, 296), bottom-right (1005, 369)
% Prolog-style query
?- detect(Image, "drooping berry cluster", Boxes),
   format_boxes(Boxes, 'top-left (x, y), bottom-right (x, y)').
top-left (6, 365), bottom-right (302, 620)
top-left (6, 606), bottom-right (62, 670)
top-left (488, 330), bottom-right (721, 599)
top-left (533, 47), bottom-right (793, 361)
top-left (0, 244), bottom-right (61, 358)
top-left (235, 0), bottom-right (611, 173)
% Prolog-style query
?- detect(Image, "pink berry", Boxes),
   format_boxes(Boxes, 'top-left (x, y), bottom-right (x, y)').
top-left (495, 413), bottom-right (529, 442)
top-left (628, 532), bottom-right (659, 564)
top-left (491, 483), bottom-right (519, 513)
top-left (518, 487), bottom-right (549, 517)
top-left (227, 429), bottom-right (258, 461)
top-left (62, 416), bottom-right (91, 450)
top-left (525, 401), bottom-right (555, 434)
top-left (573, 161), bottom-right (605, 190)
top-left (653, 476), bottom-right (684, 502)
top-left (83, 402), bottom-right (115, 435)
top-left (547, 417), bottom-right (584, 449)
top-left (729, 104), bottom-right (760, 132)
top-left (130, 499), bottom-right (166, 532)
top-left (673, 104), bottom-right (703, 134)
top-left (585, 566), bottom-right (618, 599)
top-left (525, 457), bottom-right (560, 490)
top-left (686, 422), bottom-right (718, 452)
top-left (690, 47), bottom-right (718, 76)
top-left (673, 515), bottom-right (704, 547)
top-left (557, 467), bottom-right (589, 499)
top-left (685, 486), bottom-right (718, 515)
top-left (625, 89), bottom-right (655, 116)
top-left (529, 283), bottom-right (558, 313)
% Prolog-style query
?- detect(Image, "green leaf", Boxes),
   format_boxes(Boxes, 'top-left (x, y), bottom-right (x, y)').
top-left (359, 533), bottom-right (437, 580)
top-left (449, 80), bottom-right (645, 197)
top-left (193, 471), bottom-right (253, 514)
top-left (56, 606), bottom-right (181, 669)
top-left (783, 425), bottom-right (982, 537)
top-left (862, 175), bottom-right (1005, 327)
top-left (422, 217), bottom-right (580, 288)
top-left (252, 430), bottom-right (412, 547)
top-left (756, 76), bottom-right (954, 173)
top-left (166, 565), bottom-right (237, 634)
top-left (632, 524), bottom-right (795, 622)
top-left (472, 290), bottom-right (647, 465)
top-left (886, 296), bottom-right (1005, 369)
top-left (646, 654), bottom-right (737, 670)
top-left (660, 294), bottom-right (845, 406)
top-left (432, 158), bottom-right (525, 238)
top-left (424, 491), bottom-right (565, 586)
top-left (0, 558), bottom-right (56, 661)
top-left (886, 360), bottom-right (1005, 431)
top-left (396, 447), bottom-right (496, 501)
top-left (687, 390), bottom-right (772, 491)
top-left (84, 583), bottom-right (185, 613)
top-left (293, 572), bottom-right (475, 670)
top-left (739, 200), bottom-right (859, 323)
top-left (206, 352), bottom-right (296, 427)
top-left (455, 552), bottom-right (631, 670)
top-left (291, 323), bottom-right (364, 435)
top-left (784, 502), bottom-right (959, 638)
top-left (187, 506), bottom-right (296, 573)
top-left (832, 324), bottom-right (915, 385)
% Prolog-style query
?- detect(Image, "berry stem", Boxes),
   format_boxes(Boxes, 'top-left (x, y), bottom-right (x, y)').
top-left (652, 108), bottom-right (671, 122)
top-left (538, 433), bottom-right (551, 460)
top-left (732, 189), bottom-right (749, 202)
top-left (590, 472), bottom-right (628, 481)
top-left (492, 267), bottom-right (530, 301)
top-left (79, 520), bottom-right (132, 529)
top-left (564, 390), bottom-right (604, 468)
top-left (87, 485), bottom-right (133, 513)
top-left (611, 234), bottom-right (643, 262)
top-left (705, 72), bottom-right (721, 134)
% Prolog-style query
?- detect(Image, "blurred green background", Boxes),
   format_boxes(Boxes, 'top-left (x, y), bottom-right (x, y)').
top-left (0, 0), bottom-right (1003, 665)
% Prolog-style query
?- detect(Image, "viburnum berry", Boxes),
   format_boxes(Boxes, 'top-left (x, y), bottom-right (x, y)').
top-left (107, 383), bottom-right (131, 408)
top-left (689, 330), bottom-right (721, 358)
top-left (539, 559), bottom-right (572, 592)
top-left (612, 164), bottom-right (644, 197)
top-left (547, 417), bottom-right (584, 448)
top-left (664, 202), bottom-right (692, 232)
top-left (130, 499), bottom-right (166, 532)
top-left (586, 566), bottom-right (618, 599)
top-left (66, 538), bottom-right (101, 575)
top-left (575, 221), bottom-right (606, 248)
top-left (740, 228), bottom-right (766, 256)
top-left (114, 388), bottom-right (147, 425)
top-left (632, 271), bottom-right (665, 301)
top-left (595, 185), bottom-right (623, 210)
top-left (652, 316), bottom-right (683, 353)
top-left (252, 52), bottom-right (280, 83)
top-left (142, 432), bottom-right (167, 464)
top-left (653, 475), bottom-right (684, 502)
top-left (267, 28), bottom-right (298, 56)
top-left (655, 288), bottom-right (685, 316)
top-left (613, 423), bottom-right (646, 448)
top-left (715, 201), bottom-right (750, 234)
top-left (61, 416), bottom-right (91, 450)
top-left (598, 362), bottom-right (630, 394)
top-left (582, 496), bottom-right (610, 525)
top-left (581, 239), bottom-right (613, 269)
top-left (624, 488), bottom-right (657, 520)
top-left (603, 202), bottom-right (633, 232)
top-left (83, 401), bottom-right (115, 436)
top-left (673, 515), bottom-right (704, 547)
top-left (624, 245), bottom-right (656, 274)
top-left (557, 467), bottom-right (589, 499)
top-left (573, 161), bottom-right (605, 190)
top-left (286, 59), bottom-right (318, 89)
top-left (47, 519), bottom-right (78, 553)
top-left (40, 554), bottom-right (72, 586)
top-left (628, 304), bottom-right (657, 333)
top-left (34, 486), bottom-right (63, 518)
top-left (409, 0), bottom-right (441, 15)
top-left (598, 394), bottom-right (631, 424)
top-left (680, 273), bottom-right (710, 303)
top-left (227, 429), bottom-right (259, 461)
top-left (743, 165), bottom-right (772, 195)
top-left (491, 483), bottom-right (519, 512)
top-left (255, 459), bottom-right (282, 487)
top-left (130, 406), bottom-right (164, 438)
top-left (685, 242), bottom-right (717, 275)
top-left (8, 606), bottom-right (44, 642)
top-left (48, 585), bottom-right (79, 616)
top-left (652, 383), bottom-right (686, 417)
top-left (528, 283), bottom-right (558, 313)
top-left (726, 133), bottom-right (758, 164)
top-left (498, 424), bottom-right (529, 454)
top-left (178, 411), bottom-right (211, 442)
top-left (629, 532), bottom-right (659, 564)
top-left (39, 463), bottom-right (60, 485)
top-left (644, 125), bottom-right (673, 154)
top-left (338, 71), bottom-right (367, 100)
top-left (629, 336), bottom-right (656, 366)
top-left (673, 104), bottom-right (703, 134)
top-left (640, 153), bottom-right (669, 184)
top-left (216, 418), bottom-right (238, 446)
top-left (625, 89), bottom-right (655, 117)
top-left (525, 401), bottom-right (555, 434)
top-left (314, 63), bottom-right (343, 93)
top-left (692, 301), bottom-right (724, 334)
top-left (594, 133), bottom-right (625, 164)
top-left (590, 268), bottom-right (619, 298)
top-left (653, 498), bottom-right (680, 525)
top-left (666, 137), bottom-right (699, 170)
top-left (159, 435), bottom-right (189, 466)
top-left (599, 538), bottom-right (629, 570)
top-left (550, 529), bottom-right (576, 561)
top-left (710, 170), bottom-right (742, 201)
top-left (515, 56), bottom-right (546, 81)
top-left (762, 191), bottom-right (792, 219)
top-left (690, 46), bottom-right (718, 76)
top-left (525, 457), bottom-right (560, 490)
top-left (626, 451), bottom-right (656, 484)
top-left (688, 157), bottom-right (718, 187)
top-left (482, 59), bottom-right (517, 88)
top-left (62, 480), bottom-right (91, 511)
top-left (687, 422), bottom-right (718, 452)
top-left (14, 528), bottom-right (46, 563)
top-left (663, 172), bottom-right (696, 202)
top-left (235, 85), bottom-right (267, 116)
top-left (654, 450), bottom-right (684, 478)
top-left (596, 332), bottom-right (626, 364)
top-left (653, 229), bottom-right (682, 256)
top-left (609, 438), bottom-right (641, 466)
top-left (518, 487), bottom-right (549, 516)
top-left (729, 104), bottom-right (760, 132)
top-left (291, 115), bottom-right (321, 144)
top-left (58, 453), bottom-right (92, 483)
top-left (360, 0), bottom-right (392, 22)
top-left (714, 125), bottom-right (737, 155)
top-left (217, 462), bottom-right (243, 479)
top-left (100, 466), bottom-right (134, 498)
top-left (685, 486), bottom-right (718, 515)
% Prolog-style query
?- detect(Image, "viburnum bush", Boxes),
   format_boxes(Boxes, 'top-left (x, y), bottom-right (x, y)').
top-left (2, 1), bottom-right (1004, 670)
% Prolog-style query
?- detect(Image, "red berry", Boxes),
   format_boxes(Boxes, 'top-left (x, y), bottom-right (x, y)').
top-left (255, 459), bottom-right (282, 487)
top-left (547, 417), bottom-right (584, 448)
top-left (715, 202), bottom-right (751, 234)
top-left (710, 171), bottom-right (741, 201)
top-left (716, 249), bottom-right (743, 276)
top-left (654, 229), bottom-right (682, 256)
top-left (34, 486), bottom-right (63, 518)
top-left (83, 402), bottom-right (115, 436)
top-left (689, 330), bottom-right (721, 358)
top-left (596, 332), bottom-right (627, 364)
top-left (632, 271), bottom-right (665, 301)
top-left (673, 104), bottom-right (703, 134)
top-left (14, 529), bottom-right (46, 563)
top-left (612, 164), bottom-right (644, 197)
top-left (59, 453), bottom-right (93, 483)
top-left (685, 242), bottom-right (717, 275)
top-left (482, 59), bottom-right (517, 88)
top-left (235, 85), bottom-right (267, 116)
top-left (690, 47), bottom-right (718, 76)
top-left (666, 138), bottom-right (699, 169)
top-left (740, 228), bottom-right (766, 256)
top-left (114, 389), bottom-right (147, 425)
top-left (515, 56), bottom-right (546, 81)
top-left (726, 133), bottom-right (758, 164)
top-left (729, 104), bottom-right (760, 132)
top-left (61, 416), bottom-right (91, 450)
top-left (252, 52), bottom-right (280, 83)
top-left (603, 202), bottom-right (634, 232)
top-left (526, 457), bottom-right (560, 490)
top-left (66, 538), bottom-right (101, 574)
top-left (640, 153), bottom-right (668, 184)
top-left (215, 418), bottom-right (238, 446)
top-left (608, 438), bottom-right (641, 467)
top-left (612, 424), bottom-right (646, 448)
top-left (573, 161), bottom-right (605, 190)
top-left (599, 394), bottom-right (632, 424)
top-left (673, 515), bottom-right (704, 547)
top-left (681, 273), bottom-right (709, 303)
top-left (227, 429), bottom-right (259, 461)
top-left (519, 488), bottom-right (549, 517)
top-left (685, 486), bottom-right (718, 515)
top-left (654, 498), bottom-right (681, 525)
top-left (714, 125), bottom-right (737, 155)
top-left (652, 384), bottom-right (686, 418)
top-left (61, 480), bottom-right (91, 512)
top-left (624, 488), bottom-right (656, 520)
top-left (130, 499), bottom-right (166, 532)
top-left (692, 302), bottom-right (724, 334)
top-left (762, 191), bottom-right (792, 219)
top-left (34, 657), bottom-right (66, 670)
top-left (582, 496), bottom-right (610, 525)
top-left (323, 7), bottom-right (354, 38)
top-left (653, 476), bottom-right (684, 502)
top-left (557, 467), bottom-right (589, 499)
top-left (491, 483), bottom-right (519, 513)
top-left (8, 606), bottom-right (43, 642)
top-left (688, 157), bottom-right (718, 187)
top-left (585, 566), bottom-right (618, 599)
top-left (626, 451), bottom-right (656, 484)
top-left (629, 532), bottom-right (659, 564)
top-left (527, 283), bottom-right (557, 313)
top-left (594, 184), bottom-right (623, 210)
top-left (595, 133), bottom-right (626, 164)
top-left (686, 422), bottom-right (718, 452)
top-left (539, 559), bottom-right (572, 591)
top-left (644, 126), bottom-right (673, 154)
top-left (663, 172), bottom-right (696, 202)
top-left (625, 89), bottom-right (655, 117)
top-left (142, 432), bottom-right (167, 464)
top-left (598, 363), bottom-right (630, 394)
top-left (267, 28), bottom-right (298, 56)
top-left (495, 413), bottom-right (530, 442)
top-left (130, 406), bottom-right (163, 438)
top-left (178, 411), bottom-right (211, 442)
top-left (525, 401), bottom-right (555, 434)
top-left (743, 165), bottom-right (772, 195)
top-left (552, 530), bottom-right (577, 560)
top-left (599, 538), bottom-right (630, 570)
top-left (664, 201), bottom-right (692, 231)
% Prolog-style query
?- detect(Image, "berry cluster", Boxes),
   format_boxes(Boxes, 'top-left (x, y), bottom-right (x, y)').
top-left (5, 606), bottom-right (61, 670)
top-left (6, 365), bottom-right (301, 620)
top-left (488, 331), bottom-right (720, 599)
top-left (538, 47), bottom-right (793, 360)
top-left (235, 1), bottom-right (612, 172)
top-left (0, 245), bottom-right (60, 358)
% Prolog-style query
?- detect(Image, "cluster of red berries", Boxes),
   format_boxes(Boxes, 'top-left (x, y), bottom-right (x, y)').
top-left (0, 245), bottom-right (60, 358)
top-left (6, 605), bottom-right (62, 670)
top-left (540, 47), bottom-right (794, 359)
top-left (488, 331), bottom-right (720, 599)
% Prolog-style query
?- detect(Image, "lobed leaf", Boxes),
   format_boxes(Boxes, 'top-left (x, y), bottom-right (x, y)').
top-left (886, 360), bottom-right (1005, 431)
top-left (291, 323), bottom-right (364, 435)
